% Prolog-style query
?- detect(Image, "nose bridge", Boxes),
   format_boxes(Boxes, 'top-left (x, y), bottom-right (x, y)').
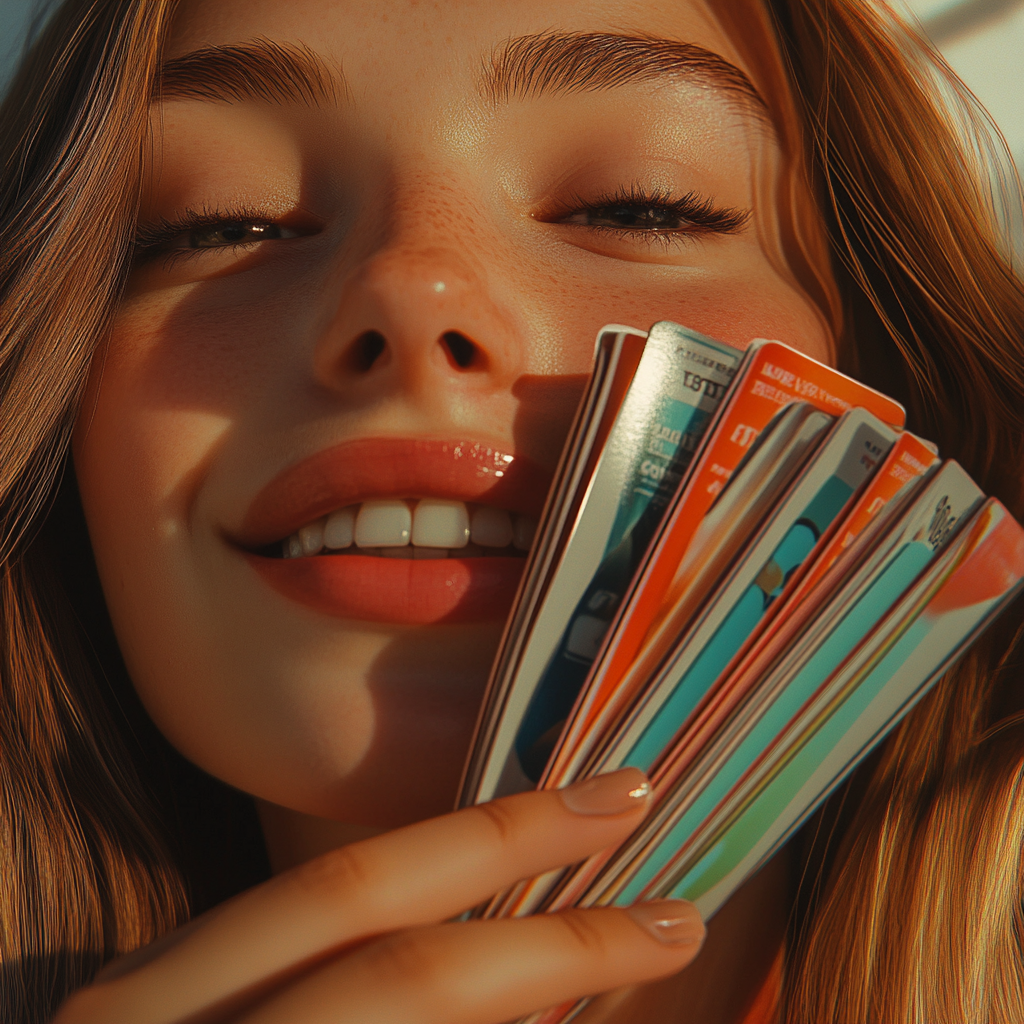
top-left (360, 173), bottom-right (507, 328)
top-left (359, 239), bottom-right (481, 318)
top-left (314, 178), bottom-right (524, 395)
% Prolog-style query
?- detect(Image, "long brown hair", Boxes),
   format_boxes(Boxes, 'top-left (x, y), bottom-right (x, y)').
top-left (1, 1), bottom-right (1022, 1021)
top-left (764, 2), bottom-right (1024, 1021)
top-left (0, 3), bottom-right (270, 1020)
top-left (0, 3), bottom-right (184, 1019)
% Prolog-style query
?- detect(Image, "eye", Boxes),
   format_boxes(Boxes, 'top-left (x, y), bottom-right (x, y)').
top-left (554, 185), bottom-right (749, 240)
top-left (563, 201), bottom-right (693, 231)
top-left (177, 221), bottom-right (299, 249)
top-left (133, 207), bottom-right (312, 265)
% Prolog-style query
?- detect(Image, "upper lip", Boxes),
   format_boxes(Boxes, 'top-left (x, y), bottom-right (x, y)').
top-left (230, 437), bottom-right (553, 549)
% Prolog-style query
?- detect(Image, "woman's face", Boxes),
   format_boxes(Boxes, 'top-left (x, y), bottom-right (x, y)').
top-left (74, 0), bottom-right (833, 829)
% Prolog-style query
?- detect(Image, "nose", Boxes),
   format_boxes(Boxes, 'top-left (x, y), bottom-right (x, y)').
top-left (313, 238), bottom-right (525, 407)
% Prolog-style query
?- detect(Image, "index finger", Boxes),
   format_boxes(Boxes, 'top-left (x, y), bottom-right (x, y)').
top-left (58, 768), bottom-right (651, 1024)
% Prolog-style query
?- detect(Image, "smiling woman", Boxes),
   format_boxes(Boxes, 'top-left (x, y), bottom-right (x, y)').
top-left (0, 1), bottom-right (1023, 1023)
top-left (77, 0), bottom-right (834, 855)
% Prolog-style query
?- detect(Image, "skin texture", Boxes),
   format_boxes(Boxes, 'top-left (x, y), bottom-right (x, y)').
top-left (67, 1), bottom-right (832, 1020)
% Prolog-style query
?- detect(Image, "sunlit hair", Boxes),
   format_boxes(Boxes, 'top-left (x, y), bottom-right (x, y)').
top-left (763, 4), bottom-right (1024, 1022)
top-left (0, 3), bottom-right (189, 1019)
top-left (0, 0), bottom-right (1022, 1020)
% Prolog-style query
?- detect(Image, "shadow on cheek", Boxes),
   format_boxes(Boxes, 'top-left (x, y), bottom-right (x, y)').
top-left (511, 372), bottom-right (590, 458)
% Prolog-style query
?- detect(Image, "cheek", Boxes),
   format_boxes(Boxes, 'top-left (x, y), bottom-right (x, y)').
top-left (666, 265), bottom-right (834, 364)
top-left (74, 306), bottom-right (235, 590)
top-left (512, 249), bottom-right (833, 375)
top-left (73, 315), bottom-right (236, 764)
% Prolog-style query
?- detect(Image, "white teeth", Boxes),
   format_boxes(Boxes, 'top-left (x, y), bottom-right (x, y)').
top-left (299, 519), bottom-right (325, 556)
top-left (471, 506), bottom-right (514, 547)
top-left (412, 499), bottom-right (470, 548)
top-left (324, 507), bottom-right (355, 549)
top-left (355, 500), bottom-right (411, 548)
top-left (513, 515), bottom-right (537, 551)
top-left (284, 500), bottom-right (535, 557)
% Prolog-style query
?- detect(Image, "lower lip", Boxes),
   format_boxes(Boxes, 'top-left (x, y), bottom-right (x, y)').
top-left (247, 552), bottom-right (526, 624)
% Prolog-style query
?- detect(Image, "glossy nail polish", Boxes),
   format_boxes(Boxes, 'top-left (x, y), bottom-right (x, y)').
top-left (627, 899), bottom-right (705, 946)
top-left (558, 767), bottom-right (651, 815)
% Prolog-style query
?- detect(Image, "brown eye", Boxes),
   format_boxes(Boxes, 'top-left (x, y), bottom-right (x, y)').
top-left (133, 212), bottom-right (314, 266)
top-left (552, 186), bottom-right (750, 241)
top-left (187, 221), bottom-right (293, 248)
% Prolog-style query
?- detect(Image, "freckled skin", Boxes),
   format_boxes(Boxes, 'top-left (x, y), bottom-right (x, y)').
top-left (74, 0), bottom-right (833, 842)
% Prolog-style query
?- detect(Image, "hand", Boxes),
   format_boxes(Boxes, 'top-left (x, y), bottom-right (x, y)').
top-left (54, 768), bottom-right (705, 1024)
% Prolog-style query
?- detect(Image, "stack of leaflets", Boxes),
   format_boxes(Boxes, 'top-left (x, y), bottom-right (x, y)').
top-left (457, 321), bottom-right (1024, 1024)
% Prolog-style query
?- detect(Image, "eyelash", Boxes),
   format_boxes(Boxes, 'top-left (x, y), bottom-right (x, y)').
top-left (557, 184), bottom-right (750, 245)
top-left (133, 185), bottom-right (749, 267)
top-left (133, 204), bottom-right (287, 266)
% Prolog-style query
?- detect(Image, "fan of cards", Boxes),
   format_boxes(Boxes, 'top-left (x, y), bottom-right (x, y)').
top-left (457, 322), bottom-right (1024, 1023)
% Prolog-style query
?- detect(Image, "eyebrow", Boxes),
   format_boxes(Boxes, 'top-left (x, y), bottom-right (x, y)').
top-left (157, 39), bottom-right (343, 106)
top-left (482, 32), bottom-right (765, 112)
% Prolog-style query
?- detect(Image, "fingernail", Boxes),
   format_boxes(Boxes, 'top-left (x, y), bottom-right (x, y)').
top-left (558, 768), bottom-right (651, 816)
top-left (627, 899), bottom-right (705, 946)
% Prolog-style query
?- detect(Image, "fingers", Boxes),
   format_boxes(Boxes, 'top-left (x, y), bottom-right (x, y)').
top-left (237, 900), bottom-right (706, 1024)
top-left (56, 769), bottom-right (652, 1024)
top-left (267, 899), bottom-right (704, 1023)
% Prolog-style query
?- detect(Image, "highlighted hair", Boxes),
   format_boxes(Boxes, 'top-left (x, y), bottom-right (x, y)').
top-left (764, 3), bottom-right (1024, 1022)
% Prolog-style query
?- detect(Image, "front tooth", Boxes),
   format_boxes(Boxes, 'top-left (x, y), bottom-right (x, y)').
top-left (284, 534), bottom-right (303, 559)
top-left (471, 506), bottom-right (514, 547)
top-left (324, 507), bottom-right (355, 549)
top-left (412, 499), bottom-right (470, 548)
top-left (299, 519), bottom-right (325, 555)
top-left (355, 500), bottom-right (411, 547)
top-left (513, 515), bottom-right (538, 551)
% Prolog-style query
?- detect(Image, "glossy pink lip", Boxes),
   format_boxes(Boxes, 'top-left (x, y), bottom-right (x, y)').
top-left (235, 437), bottom-right (550, 548)
top-left (233, 438), bottom-right (551, 625)
top-left (247, 553), bottom-right (527, 624)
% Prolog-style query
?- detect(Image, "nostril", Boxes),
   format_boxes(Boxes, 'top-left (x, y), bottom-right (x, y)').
top-left (351, 330), bottom-right (387, 372)
top-left (442, 331), bottom-right (478, 369)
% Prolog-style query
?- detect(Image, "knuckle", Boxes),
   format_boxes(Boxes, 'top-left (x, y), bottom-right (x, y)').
top-left (469, 798), bottom-right (519, 847)
top-left (289, 841), bottom-right (376, 899)
top-left (555, 909), bottom-right (611, 960)
top-left (363, 929), bottom-right (448, 993)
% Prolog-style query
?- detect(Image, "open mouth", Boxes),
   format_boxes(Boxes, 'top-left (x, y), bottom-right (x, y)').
top-left (276, 499), bottom-right (538, 560)
top-left (237, 439), bottom-right (550, 625)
